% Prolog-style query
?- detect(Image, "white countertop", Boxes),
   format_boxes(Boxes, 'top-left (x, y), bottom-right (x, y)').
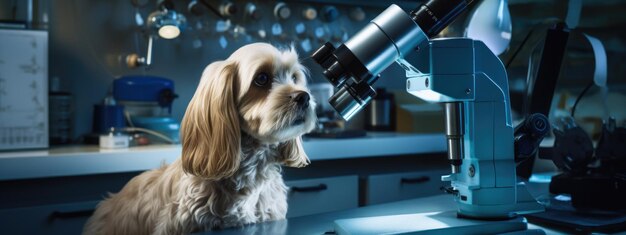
top-left (0, 133), bottom-right (445, 181)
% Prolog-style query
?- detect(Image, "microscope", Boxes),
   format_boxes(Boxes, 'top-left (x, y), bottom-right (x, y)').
top-left (312, 0), bottom-right (545, 233)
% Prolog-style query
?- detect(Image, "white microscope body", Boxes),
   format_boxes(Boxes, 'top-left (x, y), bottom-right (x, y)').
top-left (405, 38), bottom-right (542, 219)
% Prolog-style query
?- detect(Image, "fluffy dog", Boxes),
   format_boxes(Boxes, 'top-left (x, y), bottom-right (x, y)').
top-left (83, 43), bottom-right (317, 235)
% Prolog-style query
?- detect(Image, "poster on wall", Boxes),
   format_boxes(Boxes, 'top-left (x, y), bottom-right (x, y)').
top-left (0, 29), bottom-right (48, 150)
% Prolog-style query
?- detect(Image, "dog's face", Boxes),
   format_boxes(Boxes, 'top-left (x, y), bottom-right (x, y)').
top-left (181, 43), bottom-right (316, 179)
top-left (232, 43), bottom-right (317, 143)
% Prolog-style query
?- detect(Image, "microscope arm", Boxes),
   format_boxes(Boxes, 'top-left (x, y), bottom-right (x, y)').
top-left (404, 38), bottom-right (527, 218)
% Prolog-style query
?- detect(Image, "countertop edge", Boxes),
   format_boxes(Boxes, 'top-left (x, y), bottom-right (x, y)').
top-left (0, 133), bottom-right (446, 181)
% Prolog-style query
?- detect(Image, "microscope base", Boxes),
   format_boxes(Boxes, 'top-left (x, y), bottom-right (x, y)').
top-left (456, 183), bottom-right (545, 218)
top-left (334, 210), bottom-right (534, 235)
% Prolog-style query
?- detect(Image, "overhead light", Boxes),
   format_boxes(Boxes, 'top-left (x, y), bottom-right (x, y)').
top-left (147, 7), bottom-right (187, 39)
top-left (158, 25), bottom-right (180, 39)
top-left (465, 0), bottom-right (512, 55)
top-left (125, 0), bottom-right (187, 68)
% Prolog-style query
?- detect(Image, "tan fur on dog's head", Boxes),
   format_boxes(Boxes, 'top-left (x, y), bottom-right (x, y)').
top-left (181, 43), bottom-right (316, 180)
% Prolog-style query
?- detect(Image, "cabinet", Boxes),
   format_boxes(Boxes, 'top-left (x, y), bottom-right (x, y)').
top-left (364, 170), bottom-right (449, 205)
top-left (0, 201), bottom-right (98, 234)
top-left (285, 175), bottom-right (359, 218)
top-left (0, 171), bottom-right (138, 234)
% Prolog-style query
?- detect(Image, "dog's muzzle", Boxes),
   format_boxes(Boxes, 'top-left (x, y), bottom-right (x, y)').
top-left (292, 91), bottom-right (310, 125)
top-left (293, 92), bottom-right (310, 110)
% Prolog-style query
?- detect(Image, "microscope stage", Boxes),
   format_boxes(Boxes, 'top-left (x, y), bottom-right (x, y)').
top-left (334, 210), bottom-right (532, 235)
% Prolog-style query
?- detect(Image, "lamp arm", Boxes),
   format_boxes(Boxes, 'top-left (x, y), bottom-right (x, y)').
top-left (125, 36), bottom-right (153, 68)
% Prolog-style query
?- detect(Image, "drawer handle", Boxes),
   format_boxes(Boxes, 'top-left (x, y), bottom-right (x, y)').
top-left (400, 176), bottom-right (430, 184)
top-left (49, 208), bottom-right (95, 220)
top-left (291, 184), bottom-right (328, 192)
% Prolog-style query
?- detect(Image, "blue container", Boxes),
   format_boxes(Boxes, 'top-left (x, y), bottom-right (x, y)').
top-left (92, 104), bottom-right (125, 134)
top-left (113, 75), bottom-right (174, 103)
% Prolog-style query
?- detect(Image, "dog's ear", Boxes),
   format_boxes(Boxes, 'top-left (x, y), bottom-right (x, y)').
top-left (181, 61), bottom-right (241, 180)
top-left (279, 137), bottom-right (310, 168)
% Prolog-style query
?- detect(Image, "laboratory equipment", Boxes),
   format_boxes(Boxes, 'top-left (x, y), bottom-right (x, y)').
top-left (311, 0), bottom-right (545, 233)
top-left (302, 6), bottom-right (317, 21)
top-left (187, 0), bottom-right (204, 16)
top-left (92, 95), bottom-right (125, 134)
top-left (274, 2), bottom-right (291, 20)
top-left (321, 6), bottom-right (339, 22)
top-left (245, 3), bottom-right (261, 20)
top-left (526, 117), bottom-right (626, 233)
top-left (219, 1), bottom-right (237, 17)
top-left (349, 7), bottom-right (366, 22)
top-left (364, 88), bottom-right (395, 131)
top-left (49, 77), bottom-right (73, 145)
top-left (147, 0), bottom-right (187, 40)
top-left (0, 29), bottom-right (48, 150)
top-left (112, 76), bottom-right (180, 143)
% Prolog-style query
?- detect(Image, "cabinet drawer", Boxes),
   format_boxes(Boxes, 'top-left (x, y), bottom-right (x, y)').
top-left (365, 170), bottom-right (448, 205)
top-left (285, 175), bottom-right (358, 218)
top-left (0, 200), bottom-right (98, 234)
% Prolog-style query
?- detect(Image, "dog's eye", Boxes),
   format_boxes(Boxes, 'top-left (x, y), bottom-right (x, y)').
top-left (254, 73), bottom-right (270, 87)
top-left (292, 75), bottom-right (298, 82)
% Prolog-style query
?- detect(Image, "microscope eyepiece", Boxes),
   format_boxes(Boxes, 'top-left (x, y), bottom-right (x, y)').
top-left (311, 42), bottom-right (335, 66)
top-left (329, 81), bottom-right (377, 121)
top-left (311, 0), bottom-right (471, 121)
top-left (311, 42), bottom-right (375, 88)
top-left (323, 61), bottom-right (348, 87)
top-left (311, 43), bottom-right (347, 86)
top-left (409, 0), bottom-right (472, 37)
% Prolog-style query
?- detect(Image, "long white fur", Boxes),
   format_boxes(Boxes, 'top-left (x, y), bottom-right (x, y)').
top-left (83, 43), bottom-right (316, 235)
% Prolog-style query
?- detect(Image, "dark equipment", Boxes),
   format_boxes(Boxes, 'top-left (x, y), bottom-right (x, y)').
top-left (528, 118), bottom-right (626, 233)
top-left (548, 118), bottom-right (626, 210)
top-left (515, 22), bottom-right (570, 179)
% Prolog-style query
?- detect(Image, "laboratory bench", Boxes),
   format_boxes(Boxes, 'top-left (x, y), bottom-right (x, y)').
top-left (0, 132), bottom-right (453, 234)
top-left (196, 187), bottom-right (570, 235)
top-left (198, 176), bottom-right (622, 235)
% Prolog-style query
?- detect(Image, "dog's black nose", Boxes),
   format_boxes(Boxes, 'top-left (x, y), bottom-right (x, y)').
top-left (294, 92), bottom-right (310, 108)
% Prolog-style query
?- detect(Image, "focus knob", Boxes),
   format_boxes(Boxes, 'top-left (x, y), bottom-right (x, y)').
top-left (302, 6), bottom-right (317, 20)
top-left (274, 2), bottom-right (291, 20)
top-left (219, 2), bottom-right (237, 17)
